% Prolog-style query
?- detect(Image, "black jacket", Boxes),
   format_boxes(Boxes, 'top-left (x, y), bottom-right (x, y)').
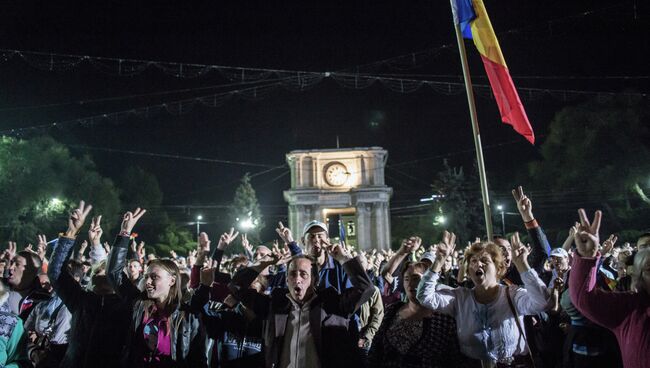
top-left (228, 257), bottom-right (374, 368)
top-left (48, 235), bottom-right (132, 368)
top-left (190, 283), bottom-right (264, 368)
top-left (107, 235), bottom-right (207, 368)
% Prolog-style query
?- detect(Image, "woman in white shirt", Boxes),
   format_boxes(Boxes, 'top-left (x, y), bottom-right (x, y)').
top-left (417, 231), bottom-right (549, 367)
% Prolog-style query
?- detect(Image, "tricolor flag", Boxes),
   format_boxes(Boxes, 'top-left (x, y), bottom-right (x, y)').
top-left (452, 0), bottom-right (535, 144)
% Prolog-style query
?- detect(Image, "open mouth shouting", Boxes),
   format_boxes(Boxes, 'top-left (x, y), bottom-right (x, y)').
top-left (475, 269), bottom-right (485, 279)
top-left (293, 285), bottom-right (303, 295)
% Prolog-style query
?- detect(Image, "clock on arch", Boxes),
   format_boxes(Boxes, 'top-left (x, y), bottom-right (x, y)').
top-left (323, 161), bottom-right (349, 187)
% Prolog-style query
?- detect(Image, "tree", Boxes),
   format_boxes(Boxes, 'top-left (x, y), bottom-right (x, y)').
top-left (153, 222), bottom-right (196, 257)
top-left (430, 160), bottom-right (486, 245)
top-left (527, 95), bottom-right (650, 234)
top-left (0, 136), bottom-right (121, 243)
top-left (228, 173), bottom-right (264, 246)
top-left (119, 165), bottom-right (169, 239)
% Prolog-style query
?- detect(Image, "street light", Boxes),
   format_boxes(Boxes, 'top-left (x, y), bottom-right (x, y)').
top-left (239, 217), bottom-right (256, 231)
top-left (496, 205), bottom-right (505, 236)
top-left (434, 215), bottom-right (447, 226)
top-left (196, 215), bottom-right (203, 237)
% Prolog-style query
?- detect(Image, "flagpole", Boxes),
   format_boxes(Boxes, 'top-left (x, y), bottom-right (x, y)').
top-left (451, 5), bottom-right (494, 240)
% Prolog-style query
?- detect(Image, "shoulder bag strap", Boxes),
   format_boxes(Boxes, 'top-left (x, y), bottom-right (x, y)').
top-left (505, 286), bottom-right (536, 368)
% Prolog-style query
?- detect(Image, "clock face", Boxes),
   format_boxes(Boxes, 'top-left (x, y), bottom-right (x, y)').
top-left (324, 162), bottom-right (349, 187)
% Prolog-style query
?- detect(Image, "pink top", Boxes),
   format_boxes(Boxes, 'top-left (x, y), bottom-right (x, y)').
top-left (569, 253), bottom-right (650, 368)
top-left (141, 306), bottom-right (173, 367)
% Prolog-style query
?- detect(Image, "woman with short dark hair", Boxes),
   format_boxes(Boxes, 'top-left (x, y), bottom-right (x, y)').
top-left (368, 261), bottom-right (466, 368)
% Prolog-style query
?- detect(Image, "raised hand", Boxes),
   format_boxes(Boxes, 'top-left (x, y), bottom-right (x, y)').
top-left (103, 242), bottom-right (111, 255)
top-left (574, 209), bottom-right (601, 258)
top-left (217, 228), bottom-right (239, 250)
top-left (36, 235), bottom-right (47, 260)
top-left (275, 222), bottom-right (294, 244)
top-left (88, 215), bottom-right (103, 245)
top-left (430, 231), bottom-right (456, 273)
top-left (199, 267), bottom-right (216, 286)
top-left (170, 250), bottom-right (178, 259)
top-left (327, 242), bottom-right (353, 264)
top-left (569, 222), bottom-right (579, 238)
top-left (274, 241), bottom-right (292, 265)
top-left (435, 231), bottom-right (457, 259)
top-left (137, 241), bottom-right (146, 260)
top-left (600, 234), bottom-right (617, 256)
top-left (187, 249), bottom-right (197, 267)
top-left (79, 240), bottom-right (88, 256)
top-left (399, 236), bottom-right (422, 254)
top-left (510, 232), bottom-right (531, 272)
top-left (241, 234), bottom-right (253, 253)
top-left (1, 242), bottom-right (17, 261)
top-left (121, 208), bottom-right (147, 234)
top-left (66, 200), bottom-right (93, 238)
top-left (196, 232), bottom-right (210, 266)
top-left (511, 186), bottom-right (534, 222)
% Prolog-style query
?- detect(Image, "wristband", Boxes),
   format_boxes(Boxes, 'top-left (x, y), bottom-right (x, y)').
top-left (524, 219), bottom-right (538, 229)
top-left (119, 230), bottom-right (131, 237)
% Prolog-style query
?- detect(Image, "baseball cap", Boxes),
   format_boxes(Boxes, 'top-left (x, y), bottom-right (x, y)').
top-left (550, 248), bottom-right (568, 258)
top-left (302, 220), bottom-right (328, 237)
top-left (420, 251), bottom-right (436, 264)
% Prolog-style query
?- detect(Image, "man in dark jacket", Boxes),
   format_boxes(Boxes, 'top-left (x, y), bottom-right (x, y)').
top-left (47, 202), bottom-right (132, 368)
top-left (229, 242), bottom-right (374, 368)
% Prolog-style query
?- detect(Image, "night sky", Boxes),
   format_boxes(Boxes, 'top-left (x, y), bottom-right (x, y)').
top-left (1, 0), bottom-right (648, 239)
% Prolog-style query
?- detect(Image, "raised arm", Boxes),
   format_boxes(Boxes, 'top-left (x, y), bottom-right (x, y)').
top-left (324, 243), bottom-right (374, 314)
top-left (569, 209), bottom-right (636, 329)
top-left (228, 248), bottom-right (289, 317)
top-left (512, 186), bottom-right (550, 271)
top-left (510, 232), bottom-right (550, 314)
top-left (276, 222), bottom-right (303, 256)
top-left (87, 215), bottom-right (108, 265)
top-left (381, 236), bottom-right (420, 284)
top-left (417, 231), bottom-right (459, 314)
top-left (48, 201), bottom-right (93, 312)
top-left (106, 207), bottom-right (146, 301)
top-left (208, 228), bottom-right (239, 271)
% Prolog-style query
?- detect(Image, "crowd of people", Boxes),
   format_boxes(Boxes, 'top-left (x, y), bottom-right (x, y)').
top-left (0, 186), bottom-right (648, 368)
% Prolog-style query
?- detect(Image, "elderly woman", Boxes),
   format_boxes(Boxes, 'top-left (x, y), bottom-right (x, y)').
top-left (569, 209), bottom-right (650, 368)
top-left (368, 261), bottom-right (466, 368)
top-left (417, 231), bottom-right (549, 367)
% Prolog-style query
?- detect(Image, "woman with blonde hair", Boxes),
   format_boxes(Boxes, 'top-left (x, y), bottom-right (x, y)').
top-left (106, 207), bottom-right (207, 368)
top-left (417, 231), bottom-right (549, 367)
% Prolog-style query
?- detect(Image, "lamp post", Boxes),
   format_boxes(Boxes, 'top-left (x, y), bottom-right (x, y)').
top-left (496, 205), bottom-right (505, 236)
top-left (196, 215), bottom-right (203, 237)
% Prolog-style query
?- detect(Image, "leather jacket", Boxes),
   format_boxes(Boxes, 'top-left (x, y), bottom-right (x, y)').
top-left (107, 235), bottom-right (207, 368)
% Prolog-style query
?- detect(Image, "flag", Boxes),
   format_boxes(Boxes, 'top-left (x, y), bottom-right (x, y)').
top-left (452, 0), bottom-right (535, 144)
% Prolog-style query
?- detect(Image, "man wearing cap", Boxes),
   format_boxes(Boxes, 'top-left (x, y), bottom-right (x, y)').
top-left (276, 221), bottom-right (354, 294)
top-left (548, 248), bottom-right (569, 285)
